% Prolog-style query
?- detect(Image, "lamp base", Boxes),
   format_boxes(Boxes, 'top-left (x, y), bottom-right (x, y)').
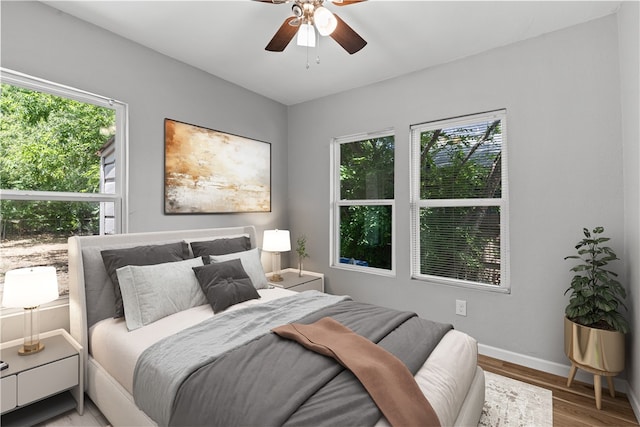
top-left (18, 342), bottom-right (44, 356)
top-left (271, 274), bottom-right (283, 282)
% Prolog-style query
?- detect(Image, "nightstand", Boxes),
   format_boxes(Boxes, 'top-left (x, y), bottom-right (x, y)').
top-left (268, 268), bottom-right (324, 292)
top-left (1, 329), bottom-right (84, 427)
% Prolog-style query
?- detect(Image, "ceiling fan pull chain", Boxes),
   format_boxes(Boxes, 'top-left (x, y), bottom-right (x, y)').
top-left (316, 30), bottom-right (321, 64)
top-left (306, 44), bottom-right (310, 69)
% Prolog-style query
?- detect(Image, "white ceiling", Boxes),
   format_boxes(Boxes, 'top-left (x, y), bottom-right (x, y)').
top-left (43, 1), bottom-right (621, 106)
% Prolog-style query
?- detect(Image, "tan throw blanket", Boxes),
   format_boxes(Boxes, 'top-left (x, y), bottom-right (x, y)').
top-left (272, 316), bottom-right (441, 427)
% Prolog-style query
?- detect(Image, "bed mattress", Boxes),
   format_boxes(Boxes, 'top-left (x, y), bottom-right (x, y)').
top-left (89, 287), bottom-right (478, 426)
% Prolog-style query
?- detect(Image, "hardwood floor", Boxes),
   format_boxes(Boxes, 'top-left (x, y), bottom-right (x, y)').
top-left (478, 354), bottom-right (639, 426)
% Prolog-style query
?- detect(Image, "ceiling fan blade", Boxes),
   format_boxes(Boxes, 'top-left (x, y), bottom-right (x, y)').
top-left (254, 0), bottom-right (290, 4)
top-left (331, 0), bottom-right (367, 6)
top-left (330, 14), bottom-right (367, 54)
top-left (266, 17), bottom-right (299, 52)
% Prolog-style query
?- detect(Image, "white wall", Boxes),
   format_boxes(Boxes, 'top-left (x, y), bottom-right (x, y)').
top-left (288, 14), bottom-right (629, 375)
top-left (619, 0), bottom-right (640, 419)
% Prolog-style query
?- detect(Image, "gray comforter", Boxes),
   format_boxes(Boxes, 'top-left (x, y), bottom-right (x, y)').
top-left (134, 291), bottom-right (452, 427)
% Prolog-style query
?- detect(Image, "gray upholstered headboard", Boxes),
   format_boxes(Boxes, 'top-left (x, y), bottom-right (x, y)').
top-left (67, 225), bottom-right (258, 387)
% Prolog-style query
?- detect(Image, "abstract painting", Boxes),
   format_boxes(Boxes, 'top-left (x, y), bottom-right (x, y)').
top-left (164, 119), bottom-right (271, 213)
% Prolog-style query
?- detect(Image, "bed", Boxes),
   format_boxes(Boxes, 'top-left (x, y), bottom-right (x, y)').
top-left (68, 225), bottom-right (485, 426)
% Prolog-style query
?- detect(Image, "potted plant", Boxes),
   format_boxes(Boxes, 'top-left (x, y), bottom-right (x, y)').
top-left (564, 226), bottom-right (629, 333)
top-left (563, 226), bottom-right (628, 408)
top-left (295, 235), bottom-right (309, 277)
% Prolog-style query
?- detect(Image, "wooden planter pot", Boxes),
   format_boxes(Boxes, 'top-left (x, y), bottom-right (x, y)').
top-left (564, 316), bottom-right (625, 409)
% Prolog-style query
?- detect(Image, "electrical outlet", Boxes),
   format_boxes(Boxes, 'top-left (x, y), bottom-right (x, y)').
top-left (456, 299), bottom-right (467, 316)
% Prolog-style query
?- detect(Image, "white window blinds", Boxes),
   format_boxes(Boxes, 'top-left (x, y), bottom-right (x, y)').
top-left (410, 110), bottom-right (509, 291)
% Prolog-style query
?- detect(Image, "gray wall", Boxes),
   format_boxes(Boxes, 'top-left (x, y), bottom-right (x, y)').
top-left (619, 0), bottom-right (640, 414)
top-left (0, 1), bottom-right (290, 341)
top-left (288, 13), bottom-right (631, 376)
top-left (1, 1), bottom-right (289, 237)
top-left (2, 0), bottom-right (638, 415)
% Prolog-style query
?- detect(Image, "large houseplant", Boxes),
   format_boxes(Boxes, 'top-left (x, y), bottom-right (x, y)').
top-left (563, 226), bottom-right (628, 396)
top-left (564, 226), bottom-right (629, 333)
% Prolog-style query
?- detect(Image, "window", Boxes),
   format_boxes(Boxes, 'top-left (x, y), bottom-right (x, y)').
top-left (0, 68), bottom-right (128, 301)
top-left (330, 129), bottom-right (395, 275)
top-left (410, 110), bottom-right (509, 291)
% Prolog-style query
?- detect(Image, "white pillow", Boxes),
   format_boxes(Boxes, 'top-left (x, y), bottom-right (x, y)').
top-left (209, 247), bottom-right (269, 290)
top-left (116, 257), bottom-right (207, 331)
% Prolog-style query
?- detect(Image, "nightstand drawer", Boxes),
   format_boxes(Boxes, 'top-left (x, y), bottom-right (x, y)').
top-left (1, 376), bottom-right (17, 413)
top-left (17, 355), bottom-right (78, 406)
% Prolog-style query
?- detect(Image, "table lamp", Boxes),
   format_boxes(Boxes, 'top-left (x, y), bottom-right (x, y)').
top-left (2, 266), bottom-right (59, 355)
top-left (263, 229), bottom-right (291, 282)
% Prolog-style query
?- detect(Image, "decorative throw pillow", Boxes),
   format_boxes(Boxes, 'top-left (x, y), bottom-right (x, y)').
top-left (209, 247), bottom-right (269, 289)
top-left (116, 257), bottom-right (207, 331)
top-left (192, 259), bottom-right (260, 313)
top-left (101, 241), bottom-right (191, 318)
top-left (189, 236), bottom-right (251, 257)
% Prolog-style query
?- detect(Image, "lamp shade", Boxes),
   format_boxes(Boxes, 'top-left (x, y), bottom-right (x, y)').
top-left (296, 23), bottom-right (316, 47)
top-left (2, 266), bottom-right (59, 308)
top-left (314, 7), bottom-right (337, 36)
top-left (263, 229), bottom-right (291, 252)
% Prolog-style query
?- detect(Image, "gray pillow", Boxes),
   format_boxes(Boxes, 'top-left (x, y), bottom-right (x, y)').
top-left (192, 259), bottom-right (260, 313)
top-left (116, 257), bottom-right (207, 331)
top-left (189, 236), bottom-right (251, 257)
top-left (209, 248), bottom-right (269, 289)
top-left (101, 241), bottom-right (191, 318)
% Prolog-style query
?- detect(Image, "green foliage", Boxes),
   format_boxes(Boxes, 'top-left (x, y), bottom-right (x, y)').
top-left (564, 227), bottom-right (629, 333)
top-left (420, 206), bottom-right (500, 284)
top-left (340, 136), bottom-right (394, 200)
top-left (419, 120), bottom-right (502, 285)
top-left (296, 235), bottom-right (309, 260)
top-left (420, 121), bottom-right (501, 200)
top-left (0, 83), bottom-right (114, 236)
top-left (339, 136), bottom-right (394, 268)
top-left (1, 200), bottom-right (101, 236)
top-left (340, 205), bottom-right (392, 269)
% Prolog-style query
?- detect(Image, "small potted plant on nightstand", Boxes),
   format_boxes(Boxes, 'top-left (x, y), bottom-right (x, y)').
top-left (563, 226), bottom-right (629, 409)
top-left (296, 235), bottom-right (309, 277)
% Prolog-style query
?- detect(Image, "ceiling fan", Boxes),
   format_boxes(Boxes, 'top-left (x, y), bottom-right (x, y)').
top-left (256, 0), bottom-right (367, 55)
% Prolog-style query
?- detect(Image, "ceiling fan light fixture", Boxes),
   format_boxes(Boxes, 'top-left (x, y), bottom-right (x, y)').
top-left (314, 6), bottom-right (337, 36)
top-left (296, 22), bottom-right (316, 47)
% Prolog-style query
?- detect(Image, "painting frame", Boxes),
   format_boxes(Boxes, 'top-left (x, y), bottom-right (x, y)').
top-left (164, 118), bottom-right (271, 214)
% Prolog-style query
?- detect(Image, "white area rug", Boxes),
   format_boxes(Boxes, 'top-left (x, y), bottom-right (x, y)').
top-left (478, 371), bottom-right (553, 427)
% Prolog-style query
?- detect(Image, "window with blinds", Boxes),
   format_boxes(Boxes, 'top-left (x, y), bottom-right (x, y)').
top-left (330, 129), bottom-right (395, 275)
top-left (410, 110), bottom-right (509, 291)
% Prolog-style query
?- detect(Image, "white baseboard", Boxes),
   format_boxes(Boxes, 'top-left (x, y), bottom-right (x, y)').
top-left (478, 343), bottom-right (629, 394)
top-left (627, 382), bottom-right (640, 423)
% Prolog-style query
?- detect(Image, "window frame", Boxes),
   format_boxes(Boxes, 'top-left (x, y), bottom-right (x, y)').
top-left (410, 109), bottom-right (510, 293)
top-left (0, 68), bottom-right (129, 309)
top-left (330, 128), bottom-right (396, 277)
